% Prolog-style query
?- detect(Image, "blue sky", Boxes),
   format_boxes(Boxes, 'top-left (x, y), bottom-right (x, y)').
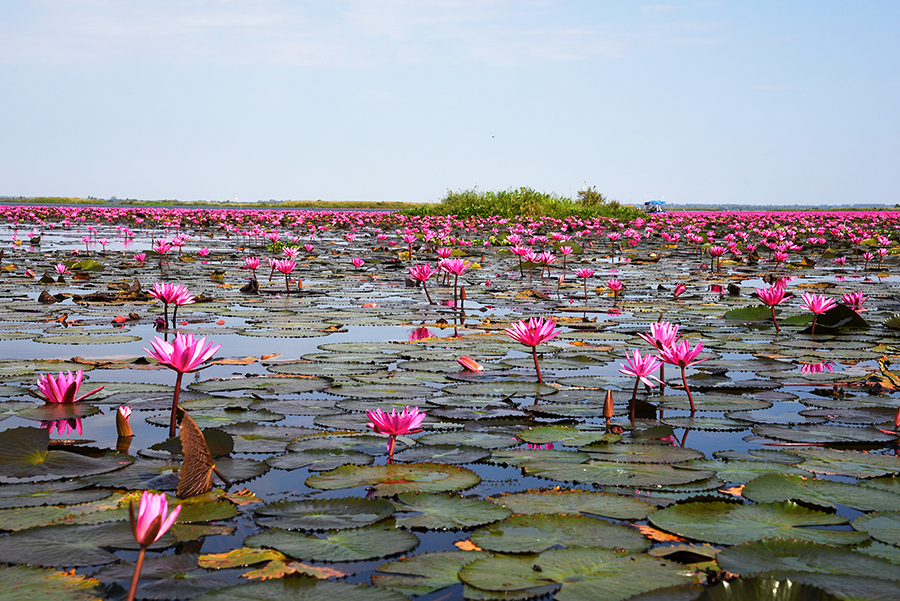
top-left (1, 1), bottom-right (897, 205)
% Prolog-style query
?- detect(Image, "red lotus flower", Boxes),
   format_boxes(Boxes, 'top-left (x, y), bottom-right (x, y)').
top-left (757, 285), bottom-right (793, 332)
top-left (409, 264), bottom-right (436, 303)
top-left (34, 370), bottom-right (104, 404)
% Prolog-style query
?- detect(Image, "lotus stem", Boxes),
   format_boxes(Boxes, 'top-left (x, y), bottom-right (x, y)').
top-left (169, 372), bottom-right (183, 439)
top-left (126, 546), bottom-right (147, 601)
top-left (681, 367), bottom-right (696, 415)
top-left (531, 346), bottom-right (544, 384)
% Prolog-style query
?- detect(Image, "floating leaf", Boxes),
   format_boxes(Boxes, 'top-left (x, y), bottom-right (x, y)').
top-left (192, 578), bottom-right (408, 601)
top-left (852, 511), bottom-right (900, 546)
top-left (524, 460), bottom-right (715, 488)
top-left (753, 424), bottom-right (897, 444)
top-left (0, 564), bottom-right (104, 601)
top-left (787, 448), bottom-right (900, 478)
top-left (489, 488), bottom-right (653, 520)
top-left (267, 448), bottom-right (373, 472)
top-left (471, 512), bottom-right (650, 553)
top-left (416, 431), bottom-right (521, 449)
top-left (373, 551), bottom-right (490, 596)
top-left (0, 479), bottom-right (111, 509)
top-left (581, 443), bottom-right (704, 464)
top-left (0, 426), bottom-right (133, 482)
top-left (255, 497), bottom-right (394, 530)
top-left (91, 553), bottom-right (228, 599)
top-left (743, 473), bottom-right (900, 512)
top-left (517, 425), bottom-right (617, 447)
top-left (392, 444), bottom-right (490, 464)
top-left (696, 576), bottom-right (842, 601)
top-left (716, 538), bottom-right (900, 580)
top-left (306, 463), bottom-right (480, 496)
top-left (392, 492), bottom-right (511, 530)
top-left (649, 501), bottom-right (869, 546)
top-left (245, 521), bottom-right (418, 562)
top-left (459, 548), bottom-right (696, 601)
top-left (680, 460), bottom-right (809, 483)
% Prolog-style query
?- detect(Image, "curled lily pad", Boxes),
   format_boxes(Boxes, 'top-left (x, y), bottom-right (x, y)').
top-left (392, 492), bottom-right (511, 530)
top-left (245, 521), bottom-right (418, 562)
top-left (649, 501), bottom-right (869, 546)
top-left (306, 463), bottom-right (481, 497)
top-left (255, 497), bottom-right (395, 530)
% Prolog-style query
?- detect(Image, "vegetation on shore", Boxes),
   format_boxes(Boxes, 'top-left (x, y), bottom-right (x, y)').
top-left (402, 187), bottom-right (644, 221)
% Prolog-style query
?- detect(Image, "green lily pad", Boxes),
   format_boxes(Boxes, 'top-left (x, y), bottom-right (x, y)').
top-left (0, 427), bottom-right (133, 482)
top-left (752, 424), bottom-right (898, 444)
top-left (680, 460), bottom-right (809, 483)
top-left (787, 448), bottom-right (900, 478)
top-left (287, 434), bottom-right (407, 456)
top-left (90, 553), bottom-right (228, 599)
top-left (470, 512), bottom-right (650, 553)
top-left (0, 521), bottom-right (174, 567)
top-left (0, 564), bottom-right (104, 601)
top-left (34, 333), bottom-right (142, 345)
top-left (0, 479), bottom-right (111, 509)
top-left (489, 489), bottom-right (653, 520)
top-left (517, 425), bottom-right (618, 447)
top-left (458, 548), bottom-right (696, 601)
top-left (743, 473), bottom-right (900, 512)
top-left (188, 376), bottom-right (330, 396)
top-left (441, 382), bottom-right (557, 397)
top-left (255, 497), bottom-right (395, 530)
top-left (192, 578), bottom-right (408, 601)
top-left (245, 521), bottom-right (418, 562)
top-left (416, 431), bottom-right (521, 449)
top-left (723, 305), bottom-right (774, 321)
top-left (487, 449), bottom-right (590, 467)
top-left (658, 394), bottom-right (772, 411)
top-left (581, 443), bottom-right (704, 464)
top-left (373, 551), bottom-right (490, 596)
top-left (392, 492), bottom-right (511, 530)
top-left (696, 576), bottom-right (842, 601)
top-left (716, 538), bottom-right (900, 580)
top-left (324, 383), bottom-right (434, 398)
top-left (649, 501), bottom-right (869, 546)
top-left (305, 463), bottom-right (480, 497)
top-left (524, 460), bottom-right (715, 487)
top-left (266, 448), bottom-right (374, 471)
top-left (392, 444), bottom-right (490, 464)
top-left (852, 511), bottom-right (900, 546)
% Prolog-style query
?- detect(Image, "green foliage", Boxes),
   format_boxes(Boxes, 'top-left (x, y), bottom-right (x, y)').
top-left (403, 187), bottom-right (642, 221)
top-left (576, 186), bottom-right (607, 207)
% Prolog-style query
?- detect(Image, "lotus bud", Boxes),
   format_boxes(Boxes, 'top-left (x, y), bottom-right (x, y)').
top-left (603, 390), bottom-right (615, 420)
top-left (116, 405), bottom-right (133, 438)
top-left (457, 356), bottom-right (484, 372)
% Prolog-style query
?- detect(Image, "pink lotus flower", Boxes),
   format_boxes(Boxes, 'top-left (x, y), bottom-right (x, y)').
top-left (757, 285), bottom-right (793, 332)
top-left (127, 491), bottom-right (182, 601)
top-left (409, 264), bottom-right (435, 304)
top-left (41, 418), bottom-right (82, 436)
top-left (55, 263), bottom-right (69, 275)
top-left (657, 339), bottom-right (708, 414)
top-left (144, 333), bottom-right (220, 437)
top-left (800, 292), bottom-right (837, 335)
top-left (607, 279), bottom-right (623, 298)
top-left (575, 268), bottom-right (594, 304)
top-left (841, 291), bottom-right (869, 312)
top-left (273, 259), bottom-right (297, 294)
top-left (440, 258), bottom-right (470, 307)
top-left (352, 257), bottom-right (365, 269)
top-left (800, 362), bottom-right (834, 375)
top-left (149, 283), bottom-right (194, 329)
top-left (197, 247), bottom-right (210, 257)
top-left (619, 349), bottom-right (663, 389)
top-left (673, 283), bottom-right (687, 298)
top-left (639, 322), bottom-right (680, 351)
top-left (244, 256), bottom-right (261, 270)
top-left (117, 405), bottom-right (133, 437)
top-left (505, 317), bottom-right (559, 383)
top-left (34, 370), bottom-right (104, 404)
top-left (436, 247), bottom-right (453, 259)
top-left (133, 252), bottom-right (147, 263)
top-left (366, 406), bottom-right (425, 462)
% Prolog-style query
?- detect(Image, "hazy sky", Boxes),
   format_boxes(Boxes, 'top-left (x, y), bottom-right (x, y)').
top-left (1, 1), bottom-right (897, 205)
